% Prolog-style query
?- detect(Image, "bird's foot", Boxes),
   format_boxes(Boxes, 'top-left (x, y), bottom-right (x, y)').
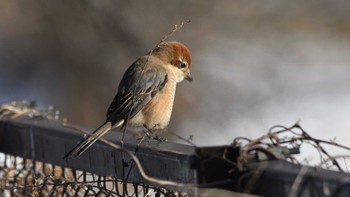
top-left (151, 135), bottom-right (167, 142)
top-left (142, 124), bottom-right (168, 142)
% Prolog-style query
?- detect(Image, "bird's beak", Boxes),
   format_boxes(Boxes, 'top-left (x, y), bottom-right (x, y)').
top-left (185, 72), bottom-right (193, 82)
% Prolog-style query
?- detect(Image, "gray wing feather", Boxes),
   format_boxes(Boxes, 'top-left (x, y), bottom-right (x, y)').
top-left (107, 56), bottom-right (168, 124)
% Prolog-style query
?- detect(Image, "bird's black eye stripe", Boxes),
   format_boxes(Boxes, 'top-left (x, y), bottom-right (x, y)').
top-left (180, 62), bottom-right (186, 68)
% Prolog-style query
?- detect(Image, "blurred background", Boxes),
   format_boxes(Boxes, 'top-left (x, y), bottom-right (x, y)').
top-left (1, 1), bottom-right (350, 161)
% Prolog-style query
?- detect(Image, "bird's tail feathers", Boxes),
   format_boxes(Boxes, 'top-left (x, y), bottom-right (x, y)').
top-left (63, 119), bottom-right (123, 159)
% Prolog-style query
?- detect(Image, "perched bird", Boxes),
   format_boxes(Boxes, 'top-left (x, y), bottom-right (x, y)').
top-left (64, 41), bottom-right (192, 158)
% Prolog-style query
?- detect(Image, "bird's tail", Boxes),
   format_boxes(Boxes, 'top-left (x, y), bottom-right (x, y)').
top-left (63, 120), bottom-right (124, 159)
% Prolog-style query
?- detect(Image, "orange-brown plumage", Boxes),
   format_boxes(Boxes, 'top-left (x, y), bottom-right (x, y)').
top-left (64, 41), bottom-right (192, 158)
top-left (153, 41), bottom-right (191, 70)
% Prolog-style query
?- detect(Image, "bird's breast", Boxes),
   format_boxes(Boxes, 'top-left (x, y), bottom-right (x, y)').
top-left (142, 79), bottom-right (176, 129)
top-left (129, 78), bottom-right (176, 129)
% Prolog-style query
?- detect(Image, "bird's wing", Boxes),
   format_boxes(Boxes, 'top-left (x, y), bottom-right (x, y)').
top-left (107, 56), bottom-right (168, 124)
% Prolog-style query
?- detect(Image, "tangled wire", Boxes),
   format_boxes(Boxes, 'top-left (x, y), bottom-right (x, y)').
top-left (232, 120), bottom-right (350, 172)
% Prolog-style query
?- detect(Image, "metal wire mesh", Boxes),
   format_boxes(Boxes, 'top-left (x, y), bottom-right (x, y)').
top-left (0, 153), bottom-right (187, 197)
top-left (0, 100), bottom-right (195, 196)
top-left (3, 101), bottom-right (350, 196)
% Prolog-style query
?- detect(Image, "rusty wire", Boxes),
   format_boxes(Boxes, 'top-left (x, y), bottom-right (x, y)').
top-left (232, 120), bottom-right (350, 172)
top-left (0, 153), bottom-right (186, 197)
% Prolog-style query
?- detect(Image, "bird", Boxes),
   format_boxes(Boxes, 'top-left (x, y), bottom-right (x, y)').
top-left (64, 41), bottom-right (192, 159)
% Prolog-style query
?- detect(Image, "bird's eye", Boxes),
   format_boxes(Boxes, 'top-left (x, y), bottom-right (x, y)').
top-left (180, 62), bottom-right (187, 69)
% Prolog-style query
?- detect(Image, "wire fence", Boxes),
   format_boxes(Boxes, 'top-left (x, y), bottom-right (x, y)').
top-left (1, 100), bottom-right (350, 197)
top-left (0, 153), bottom-right (188, 196)
top-left (0, 100), bottom-right (200, 196)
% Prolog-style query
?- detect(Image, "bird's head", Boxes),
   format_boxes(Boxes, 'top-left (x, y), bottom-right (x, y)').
top-left (153, 41), bottom-right (192, 83)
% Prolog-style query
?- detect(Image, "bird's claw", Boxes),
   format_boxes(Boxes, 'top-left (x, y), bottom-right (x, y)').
top-left (145, 133), bottom-right (167, 142)
top-left (141, 124), bottom-right (167, 142)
